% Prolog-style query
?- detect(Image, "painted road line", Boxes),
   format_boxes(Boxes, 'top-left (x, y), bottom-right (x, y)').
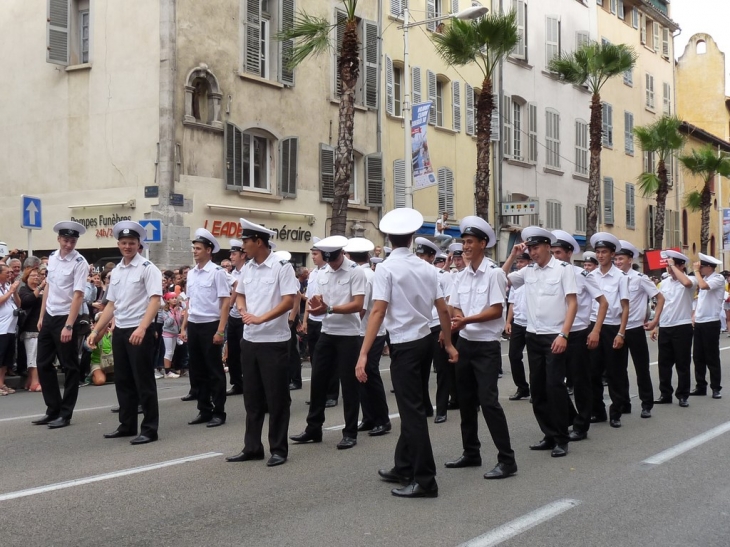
top-left (642, 421), bottom-right (730, 466)
top-left (458, 499), bottom-right (581, 547)
top-left (325, 411), bottom-right (402, 431)
top-left (0, 452), bottom-right (222, 503)
top-left (649, 345), bottom-right (730, 366)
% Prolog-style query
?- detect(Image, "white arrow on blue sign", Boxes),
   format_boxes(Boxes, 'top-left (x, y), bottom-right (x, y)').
top-left (138, 219), bottom-right (162, 243)
top-left (21, 195), bottom-right (42, 230)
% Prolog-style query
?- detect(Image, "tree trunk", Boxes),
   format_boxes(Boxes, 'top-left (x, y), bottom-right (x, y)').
top-left (654, 160), bottom-right (669, 249)
top-left (330, 21), bottom-right (360, 236)
top-left (586, 93), bottom-right (603, 247)
top-left (700, 181), bottom-right (713, 254)
top-left (474, 78), bottom-right (493, 220)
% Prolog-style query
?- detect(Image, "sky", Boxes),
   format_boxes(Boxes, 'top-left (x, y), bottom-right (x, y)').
top-left (672, 0), bottom-right (730, 94)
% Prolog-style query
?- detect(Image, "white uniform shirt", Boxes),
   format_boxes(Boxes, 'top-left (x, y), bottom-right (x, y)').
top-left (0, 283), bottom-right (19, 334)
top-left (589, 265), bottom-right (630, 326)
top-left (659, 276), bottom-right (698, 327)
top-left (508, 285), bottom-right (528, 327)
top-left (360, 264), bottom-right (386, 337)
top-left (695, 272), bottom-right (726, 324)
top-left (306, 267), bottom-right (326, 323)
top-left (430, 269), bottom-right (453, 328)
top-left (45, 249), bottom-right (89, 317)
top-left (372, 247), bottom-right (443, 344)
top-left (508, 256), bottom-right (578, 335)
top-left (236, 252), bottom-right (298, 343)
top-left (572, 265), bottom-right (603, 332)
top-left (626, 270), bottom-right (659, 330)
top-left (105, 254), bottom-right (163, 329)
top-left (451, 260), bottom-right (506, 342)
top-left (186, 260), bottom-right (230, 324)
top-left (229, 266), bottom-right (243, 319)
top-left (311, 257), bottom-right (366, 336)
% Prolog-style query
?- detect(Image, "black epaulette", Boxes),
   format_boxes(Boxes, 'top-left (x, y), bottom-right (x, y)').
top-left (622, 271), bottom-right (629, 276)
top-left (142, 261), bottom-right (150, 267)
top-left (581, 270), bottom-right (589, 277)
top-left (216, 266), bottom-right (223, 270)
top-left (527, 264), bottom-right (535, 268)
top-left (439, 269), bottom-right (446, 274)
top-left (75, 256), bottom-right (84, 262)
top-left (50, 250), bottom-right (56, 256)
top-left (280, 260), bottom-right (289, 266)
top-left (560, 262), bottom-right (569, 267)
top-left (490, 264), bottom-right (497, 269)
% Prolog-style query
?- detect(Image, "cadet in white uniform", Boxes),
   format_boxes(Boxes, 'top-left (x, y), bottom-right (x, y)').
top-left (503, 250), bottom-right (532, 401)
top-left (89, 222), bottom-right (162, 444)
top-left (225, 239), bottom-right (246, 396)
top-left (33, 221), bottom-right (89, 429)
top-left (690, 253), bottom-right (725, 398)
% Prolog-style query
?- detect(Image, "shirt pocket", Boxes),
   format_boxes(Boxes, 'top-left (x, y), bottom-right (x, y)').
top-left (472, 285), bottom-right (490, 311)
top-left (542, 278), bottom-right (561, 296)
top-left (259, 277), bottom-right (276, 295)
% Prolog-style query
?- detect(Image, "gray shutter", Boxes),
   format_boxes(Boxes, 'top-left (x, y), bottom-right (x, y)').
top-left (319, 143), bottom-right (335, 202)
top-left (364, 21), bottom-right (379, 109)
top-left (451, 0), bottom-right (460, 14)
top-left (393, 159), bottom-right (406, 208)
top-left (646, 205), bottom-right (655, 248)
top-left (412, 66), bottom-right (422, 104)
top-left (225, 122), bottom-right (243, 190)
top-left (47, 0), bottom-right (70, 66)
top-left (427, 70), bottom-right (437, 125)
top-left (465, 83), bottom-right (475, 136)
top-left (452, 81), bottom-right (461, 132)
top-left (490, 93), bottom-right (501, 141)
top-left (603, 178), bottom-right (614, 224)
top-left (513, 0), bottom-right (526, 59)
top-left (502, 95), bottom-right (512, 155)
top-left (390, 0), bottom-right (402, 18)
top-left (528, 102), bottom-right (538, 162)
top-left (438, 168), bottom-right (455, 216)
top-left (385, 55), bottom-right (394, 116)
top-left (365, 153), bottom-right (384, 207)
top-left (278, 137), bottom-right (298, 197)
top-left (279, 0), bottom-right (295, 86)
top-left (427, 0), bottom-right (436, 31)
top-left (335, 10), bottom-right (347, 97)
top-left (245, 0), bottom-right (261, 74)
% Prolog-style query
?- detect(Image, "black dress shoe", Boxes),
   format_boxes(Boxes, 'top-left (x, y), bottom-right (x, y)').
top-left (689, 388), bottom-right (707, 396)
top-left (32, 414), bottom-right (58, 425)
top-left (47, 417), bottom-right (71, 429)
top-left (289, 430), bottom-right (323, 443)
top-left (678, 398), bottom-right (689, 408)
top-left (226, 386), bottom-right (243, 396)
top-left (391, 482), bottom-right (438, 498)
top-left (444, 455), bottom-right (482, 468)
top-left (130, 433), bottom-right (158, 445)
top-left (378, 468), bottom-right (411, 484)
top-left (368, 423), bottom-right (392, 437)
top-left (288, 383), bottom-right (302, 391)
top-left (188, 414), bottom-right (213, 425)
top-left (434, 415), bottom-right (447, 424)
top-left (325, 399), bottom-right (338, 408)
top-left (447, 400), bottom-right (459, 410)
top-left (529, 439), bottom-right (555, 451)
top-left (590, 414), bottom-right (608, 423)
top-left (551, 444), bottom-right (568, 457)
top-left (266, 454), bottom-right (287, 467)
top-left (568, 430), bottom-right (587, 441)
top-left (137, 405), bottom-right (144, 415)
top-left (104, 429), bottom-right (136, 439)
top-left (712, 390), bottom-right (722, 399)
top-left (610, 418), bottom-right (621, 428)
top-left (567, 386), bottom-right (574, 396)
top-left (206, 416), bottom-right (226, 428)
top-left (654, 396), bottom-right (672, 404)
top-left (357, 420), bottom-right (375, 432)
top-left (181, 393), bottom-right (197, 402)
top-left (641, 408), bottom-right (652, 418)
top-left (509, 390), bottom-right (530, 401)
top-left (226, 451), bottom-right (265, 462)
top-left (484, 462), bottom-right (518, 479)
top-left (110, 406), bottom-right (120, 413)
top-left (337, 437), bottom-right (357, 450)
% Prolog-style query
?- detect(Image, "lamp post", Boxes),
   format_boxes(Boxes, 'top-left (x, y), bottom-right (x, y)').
top-left (400, 6), bottom-right (488, 209)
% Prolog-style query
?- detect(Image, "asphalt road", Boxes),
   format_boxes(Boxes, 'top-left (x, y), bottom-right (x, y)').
top-left (2, 335), bottom-right (730, 547)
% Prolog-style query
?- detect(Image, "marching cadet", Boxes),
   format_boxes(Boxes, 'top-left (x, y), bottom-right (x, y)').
top-left (445, 216), bottom-right (517, 480)
top-left (89, 222), bottom-right (162, 444)
top-left (225, 239), bottom-right (246, 396)
top-left (356, 208), bottom-right (458, 498)
top-left (449, 243), bottom-right (467, 277)
top-left (180, 228), bottom-right (230, 428)
top-left (290, 235), bottom-right (367, 450)
top-left (615, 240), bottom-right (664, 418)
top-left (582, 251), bottom-right (598, 272)
top-left (227, 219), bottom-right (298, 466)
top-left (690, 253), bottom-right (725, 399)
top-left (344, 237), bottom-right (391, 437)
top-left (507, 227), bottom-right (577, 458)
top-left (33, 221), bottom-right (89, 429)
top-left (588, 233), bottom-right (630, 428)
top-left (503, 249), bottom-right (532, 401)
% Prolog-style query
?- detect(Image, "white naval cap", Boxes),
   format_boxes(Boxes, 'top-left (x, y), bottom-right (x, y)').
top-left (414, 237), bottom-right (440, 255)
top-left (699, 252), bottom-right (722, 266)
top-left (551, 230), bottom-right (580, 254)
top-left (661, 272), bottom-right (670, 279)
top-left (192, 227), bottom-right (220, 253)
top-left (240, 218), bottom-right (276, 240)
top-left (53, 220), bottom-right (87, 238)
top-left (664, 249), bottom-right (690, 264)
top-left (370, 257), bottom-right (383, 264)
top-left (311, 236), bottom-right (322, 250)
top-left (344, 237), bottom-right (375, 253)
top-left (583, 251), bottom-right (598, 264)
top-left (434, 252), bottom-right (448, 262)
top-left (617, 240), bottom-right (640, 259)
top-left (590, 232), bottom-right (621, 252)
top-left (229, 239), bottom-right (244, 252)
top-left (269, 241), bottom-right (277, 250)
top-left (379, 208), bottom-right (423, 235)
top-left (113, 221), bottom-right (146, 242)
top-left (448, 242), bottom-right (463, 255)
top-left (383, 246), bottom-right (392, 255)
top-left (274, 250), bottom-right (292, 262)
top-left (459, 215), bottom-right (496, 248)
top-left (316, 235), bottom-right (349, 261)
top-left (521, 226), bottom-right (556, 246)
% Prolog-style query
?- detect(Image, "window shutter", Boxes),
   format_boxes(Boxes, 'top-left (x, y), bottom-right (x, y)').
top-left (601, 103), bottom-right (613, 147)
top-left (225, 122), bottom-right (243, 189)
top-left (503, 95), bottom-right (513, 157)
top-left (663, 82), bottom-right (671, 115)
top-left (546, 16), bottom-right (560, 68)
top-left (653, 22), bottom-right (660, 53)
top-left (465, 83), bottom-right (475, 136)
top-left (278, 137), bottom-right (298, 197)
top-left (575, 205), bottom-right (587, 234)
top-left (640, 14), bottom-right (646, 44)
top-left (319, 143), bottom-right (335, 202)
top-left (427, 70), bottom-right (437, 125)
top-left (673, 211), bottom-right (680, 247)
top-left (646, 73), bottom-right (654, 108)
top-left (385, 56), bottom-right (394, 115)
top-left (603, 178), bottom-right (614, 225)
top-left (624, 111), bottom-right (634, 154)
top-left (47, 0), bottom-right (70, 66)
top-left (412, 66), bottom-right (422, 104)
top-left (576, 31), bottom-right (590, 49)
top-left (626, 183), bottom-right (635, 229)
top-left (364, 21), bottom-right (379, 109)
top-left (528, 102), bottom-right (538, 163)
top-left (632, 8), bottom-right (639, 29)
top-left (244, 0), bottom-right (261, 74)
top-left (662, 27), bottom-right (670, 57)
top-left (513, 0), bottom-right (526, 59)
top-left (451, 0), bottom-right (460, 13)
top-left (618, 0), bottom-right (624, 19)
top-left (452, 81), bottom-right (461, 132)
top-left (438, 167), bottom-right (455, 216)
top-left (390, 0), bottom-right (402, 18)
top-left (393, 159), bottom-right (406, 208)
top-left (279, 0), bottom-right (295, 86)
top-left (427, 0), bottom-right (436, 31)
top-left (365, 153), bottom-right (384, 207)
top-left (647, 205), bottom-right (655, 248)
top-left (490, 93), bottom-right (500, 141)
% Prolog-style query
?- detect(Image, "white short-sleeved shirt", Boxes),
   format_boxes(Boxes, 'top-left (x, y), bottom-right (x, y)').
top-left (372, 247), bottom-right (443, 344)
top-left (430, 269), bottom-right (453, 328)
top-left (0, 283), bottom-right (19, 334)
top-left (45, 249), bottom-right (89, 317)
top-left (659, 275), bottom-right (699, 327)
top-left (695, 272), bottom-right (726, 324)
top-left (305, 267), bottom-right (326, 323)
top-left (589, 265), bottom-right (630, 326)
top-left (105, 254), bottom-right (163, 329)
top-left (229, 266), bottom-right (243, 319)
top-left (451, 260), bottom-right (506, 342)
top-left (311, 257), bottom-right (366, 336)
top-left (186, 260), bottom-right (231, 324)
top-left (572, 265), bottom-right (603, 332)
top-left (508, 256), bottom-right (578, 335)
top-left (626, 270), bottom-right (659, 329)
top-left (508, 284), bottom-right (528, 327)
top-left (236, 252), bottom-right (299, 343)
top-left (434, 218), bottom-right (444, 236)
top-left (360, 264), bottom-right (386, 337)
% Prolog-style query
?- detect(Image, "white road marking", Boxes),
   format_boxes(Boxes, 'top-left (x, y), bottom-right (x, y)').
top-left (324, 411), bottom-right (402, 431)
top-left (642, 421), bottom-right (730, 466)
top-left (457, 499), bottom-right (581, 547)
top-left (0, 452), bottom-right (222, 503)
top-left (649, 345), bottom-right (730, 366)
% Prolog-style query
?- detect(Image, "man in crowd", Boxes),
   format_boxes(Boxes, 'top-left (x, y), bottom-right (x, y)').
top-left (504, 249), bottom-right (532, 401)
top-left (225, 239), bottom-right (247, 396)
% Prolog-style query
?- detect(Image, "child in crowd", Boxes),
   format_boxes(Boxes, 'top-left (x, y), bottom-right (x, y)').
top-left (161, 292), bottom-right (182, 378)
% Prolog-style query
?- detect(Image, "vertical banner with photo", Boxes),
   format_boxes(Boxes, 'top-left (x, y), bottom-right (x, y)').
top-left (723, 208), bottom-right (730, 251)
top-left (412, 101), bottom-right (437, 189)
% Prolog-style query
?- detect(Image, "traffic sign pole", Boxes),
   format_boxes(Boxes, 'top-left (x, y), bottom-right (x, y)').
top-left (27, 229), bottom-right (32, 257)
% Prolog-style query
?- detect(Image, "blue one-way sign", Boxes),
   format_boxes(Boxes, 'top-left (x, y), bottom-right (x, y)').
top-left (21, 195), bottom-right (42, 230)
top-left (139, 219), bottom-right (162, 243)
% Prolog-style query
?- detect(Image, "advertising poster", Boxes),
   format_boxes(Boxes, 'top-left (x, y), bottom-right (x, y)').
top-left (723, 208), bottom-right (730, 251)
top-left (412, 101), bottom-right (436, 189)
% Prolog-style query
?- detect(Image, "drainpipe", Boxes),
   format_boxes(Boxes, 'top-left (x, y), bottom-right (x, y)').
top-left (496, 0), bottom-right (505, 261)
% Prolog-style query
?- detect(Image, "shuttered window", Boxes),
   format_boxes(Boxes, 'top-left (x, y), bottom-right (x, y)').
top-left (490, 93), bottom-right (500, 142)
top-left (623, 67), bottom-right (633, 86)
top-left (385, 55), bottom-right (394, 116)
top-left (427, 0), bottom-right (436, 31)
top-left (47, 0), bottom-right (70, 66)
top-left (602, 102), bottom-right (613, 147)
top-left (393, 159), bottom-right (406, 208)
top-left (503, 95), bottom-right (513, 158)
top-left (624, 111), bottom-right (634, 155)
top-left (365, 154), bottom-right (383, 207)
top-left (626, 183), bottom-right (635, 229)
top-left (513, 101), bottom-right (522, 161)
top-left (545, 16), bottom-right (560, 68)
top-left (513, 0), bottom-right (527, 60)
top-left (278, 137), bottom-right (298, 198)
top-left (546, 200), bottom-right (562, 230)
top-left (662, 27), bottom-right (670, 57)
top-left (663, 83), bottom-right (671, 115)
top-left (363, 21), bottom-right (379, 109)
top-left (452, 81), bottom-right (461, 132)
top-left (527, 103), bottom-right (538, 163)
top-left (427, 70), bottom-right (437, 125)
top-left (575, 205), bottom-right (587, 234)
top-left (438, 167), bottom-right (455, 217)
top-left (280, 0), bottom-right (295, 86)
top-left (225, 122), bottom-right (243, 190)
top-left (412, 66), bottom-right (422, 104)
top-left (243, 0), bottom-right (295, 85)
top-left (545, 109), bottom-right (560, 168)
top-left (603, 178), bottom-right (614, 225)
top-left (575, 119), bottom-right (588, 175)
top-left (319, 144), bottom-right (335, 202)
top-left (646, 73), bottom-right (655, 109)
top-left (465, 83), bottom-right (475, 136)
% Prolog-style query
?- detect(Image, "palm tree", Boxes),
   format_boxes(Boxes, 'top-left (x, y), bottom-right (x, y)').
top-left (679, 145), bottom-right (730, 254)
top-left (278, 1), bottom-right (360, 236)
top-left (633, 116), bottom-right (685, 249)
top-left (549, 42), bottom-right (637, 243)
top-left (432, 11), bottom-right (518, 220)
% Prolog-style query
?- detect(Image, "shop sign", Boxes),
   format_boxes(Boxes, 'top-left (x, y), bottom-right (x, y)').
top-left (70, 214), bottom-right (133, 239)
top-left (202, 219), bottom-right (312, 242)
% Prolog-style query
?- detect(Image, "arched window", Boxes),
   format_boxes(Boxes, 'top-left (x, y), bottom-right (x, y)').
top-left (184, 64), bottom-right (223, 130)
top-left (696, 40), bottom-right (707, 54)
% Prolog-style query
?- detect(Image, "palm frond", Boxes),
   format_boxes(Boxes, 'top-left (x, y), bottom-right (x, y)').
top-left (633, 116), bottom-right (685, 163)
top-left (678, 145), bottom-right (730, 181)
top-left (684, 190), bottom-right (702, 211)
top-left (549, 41), bottom-right (637, 94)
top-left (276, 12), bottom-right (333, 69)
top-left (636, 172), bottom-right (660, 197)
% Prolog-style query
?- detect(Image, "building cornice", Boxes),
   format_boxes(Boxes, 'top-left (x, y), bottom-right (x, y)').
top-left (679, 121), bottom-right (730, 153)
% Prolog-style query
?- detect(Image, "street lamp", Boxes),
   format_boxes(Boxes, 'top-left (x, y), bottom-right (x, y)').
top-left (400, 5), bottom-right (489, 209)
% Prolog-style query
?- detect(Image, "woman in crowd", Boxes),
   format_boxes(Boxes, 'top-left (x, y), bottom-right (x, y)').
top-left (19, 266), bottom-right (45, 391)
top-left (161, 292), bottom-right (182, 378)
top-left (0, 263), bottom-right (21, 395)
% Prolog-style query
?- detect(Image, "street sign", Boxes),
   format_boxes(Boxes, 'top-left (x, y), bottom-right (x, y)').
top-left (21, 195), bottom-right (42, 230)
top-left (138, 219), bottom-right (162, 243)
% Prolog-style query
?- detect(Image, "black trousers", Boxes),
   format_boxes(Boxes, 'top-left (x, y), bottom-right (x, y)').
top-left (508, 322), bottom-right (529, 392)
top-left (226, 315), bottom-right (244, 390)
top-left (566, 327), bottom-right (592, 433)
top-left (112, 325), bottom-right (159, 436)
top-left (525, 333), bottom-right (570, 446)
top-left (658, 323), bottom-right (693, 399)
top-left (36, 313), bottom-right (82, 420)
top-left (288, 320), bottom-right (302, 387)
top-left (431, 326), bottom-right (452, 416)
top-left (358, 335), bottom-right (390, 427)
top-left (307, 319), bottom-right (339, 400)
top-left (241, 340), bottom-right (291, 457)
top-left (455, 338), bottom-right (516, 465)
top-left (624, 326), bottom-right (655, 410)
top-left (306, 333), bottom-right (361, 438)
top-left (188, 321), bottom-right (226, 419)
top-left (693, 320), bottom-right (722, 392)
top-left (590, 323), bottom-right (629, 420)
top-left (391, 336), bottom-right (437, 490)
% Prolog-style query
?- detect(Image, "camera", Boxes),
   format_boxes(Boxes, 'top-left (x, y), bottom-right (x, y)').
top-left (13, 308), bottom-right (21, 317)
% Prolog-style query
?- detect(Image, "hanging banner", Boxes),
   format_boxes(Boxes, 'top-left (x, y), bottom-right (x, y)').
top-left (412, 101), bottom-right (437, 190)
top-left (723, 208), bottom-right (730, 251)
